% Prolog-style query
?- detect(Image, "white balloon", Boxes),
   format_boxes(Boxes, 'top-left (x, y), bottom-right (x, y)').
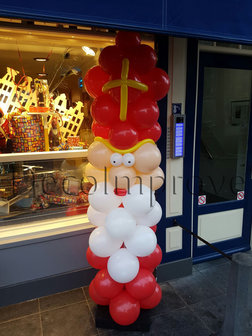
top-left (88, 182), bottom-right (122, 213)
top-left (105, 208), bottom-right (136, 240)
top-left (87, 206), bottom-right (106, 226)
top-left (124, 225), bottom-right (157, 257)
top-left (108, 248), bottom-right (139, 283)
top-left (123, 184), bottom-right (156, 216)
top-left (89, 226), bottom-right (122, 257)
top-left (136, 202), bottom-right (162, 227)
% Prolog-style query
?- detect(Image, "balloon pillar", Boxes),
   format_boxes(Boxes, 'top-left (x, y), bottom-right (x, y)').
top-left (84, 31), bottom-right (170, 326)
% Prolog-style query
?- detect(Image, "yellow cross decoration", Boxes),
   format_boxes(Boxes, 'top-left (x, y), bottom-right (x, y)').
top-left (102, 58), bottom-right (148, 121)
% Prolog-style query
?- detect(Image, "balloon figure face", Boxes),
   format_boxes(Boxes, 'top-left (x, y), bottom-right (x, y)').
top-left (84, 30), bottom-right (170, 326)
top-left (86, 139), bottom-right (164, 190)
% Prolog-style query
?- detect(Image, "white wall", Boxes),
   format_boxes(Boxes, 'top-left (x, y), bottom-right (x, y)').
top-left (165, 37), bottom-right (187, 252)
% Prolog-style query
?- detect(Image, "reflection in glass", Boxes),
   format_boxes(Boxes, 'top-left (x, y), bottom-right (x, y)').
top-left (199, 67), bottom-right (251, 204)
top-left (0, 157), bottom-right (92, 224)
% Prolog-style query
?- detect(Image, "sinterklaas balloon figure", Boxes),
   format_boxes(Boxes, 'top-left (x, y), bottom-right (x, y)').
top-left (84, 31), bottom-right (170, 326)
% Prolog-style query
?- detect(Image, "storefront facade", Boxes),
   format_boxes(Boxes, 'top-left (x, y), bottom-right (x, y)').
top-left (0, 0), bottom-right (251, 306)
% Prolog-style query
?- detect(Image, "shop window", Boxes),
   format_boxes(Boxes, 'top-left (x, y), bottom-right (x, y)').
top-left (0, 22), bottom-right (114, 225)
top-left (0, 21), bottom-right (154, 229)
top-left (0, 157), bottom-right (91, 224)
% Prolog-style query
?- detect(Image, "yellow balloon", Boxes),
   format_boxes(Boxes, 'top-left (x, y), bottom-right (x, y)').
top-left (102, 58), bottom-right (148, 121)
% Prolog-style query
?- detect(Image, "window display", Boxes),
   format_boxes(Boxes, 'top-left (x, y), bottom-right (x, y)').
top-left (0, 23), bottom-right (114, 224)
top-left (0, 157), bottom-right (91, 221)
top-left (0, 26), bottom-right (114, 154)
top-left (0, 22), bottom-right (153, 226)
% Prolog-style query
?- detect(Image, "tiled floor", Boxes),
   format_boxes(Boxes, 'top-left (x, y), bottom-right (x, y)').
top-left (0, 254), bottom-right (249, 336)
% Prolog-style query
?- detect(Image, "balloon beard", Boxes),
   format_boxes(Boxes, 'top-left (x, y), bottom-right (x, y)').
top-left (84, 31), bottom-right (170, 326)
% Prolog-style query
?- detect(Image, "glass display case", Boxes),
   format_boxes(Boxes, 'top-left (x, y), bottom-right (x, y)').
top-left (0, 20), bottom-right (153, 233)
top-left (0, 155), bottom-right (92, 223)
top-left (0, 22), bottom-right (115, 228)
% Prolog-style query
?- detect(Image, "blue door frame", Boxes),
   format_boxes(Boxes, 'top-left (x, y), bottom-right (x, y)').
top-left (193, 52), bottom-right (252, 262)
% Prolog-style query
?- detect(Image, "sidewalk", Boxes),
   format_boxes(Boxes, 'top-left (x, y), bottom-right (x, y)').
top-left (0, 253), bottom-right (248, 336)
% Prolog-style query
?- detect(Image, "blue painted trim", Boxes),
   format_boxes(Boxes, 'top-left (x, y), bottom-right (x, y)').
top-left (193, 244), bottom-right (250, 264)
top-left (0, 1), bottom-right (252, 44)
top-left (155, 35), bottom-right (168, 263)
top-left (193, 52), bottom-right (252, 260)
top-left (197, 200), bottom-right (245, 215)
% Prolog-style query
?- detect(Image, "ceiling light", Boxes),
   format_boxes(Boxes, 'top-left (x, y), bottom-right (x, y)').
top-left (37, 73), bottom-right (48, 77)
top-left (82, 46), bottom-right (95, 56)
top-left (34, 57), bottom-right (48, 62)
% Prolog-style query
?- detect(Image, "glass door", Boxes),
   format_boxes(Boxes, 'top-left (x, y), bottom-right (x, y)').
top-left (193, 52), bottom-right (252, 261)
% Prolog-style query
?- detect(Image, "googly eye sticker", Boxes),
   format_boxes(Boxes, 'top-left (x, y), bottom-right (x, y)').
top-left (110, 153), bottom-right (123, 167)
top-left (122, 153), bottom-right (135, 167)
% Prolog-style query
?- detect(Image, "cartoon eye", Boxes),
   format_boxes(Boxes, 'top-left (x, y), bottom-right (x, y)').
top-left (110, 153), bottom-right (123, 167)
top-left (123, 153), bottom-right (135, 167)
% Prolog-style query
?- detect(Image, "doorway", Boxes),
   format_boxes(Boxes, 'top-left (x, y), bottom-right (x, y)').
top-left (193, 52), bottom-right (252, 262)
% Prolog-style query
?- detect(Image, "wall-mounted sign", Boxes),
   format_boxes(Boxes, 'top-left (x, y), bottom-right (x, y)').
top-left (172, 103), bottom-right (182, 114)
top-left (198, 195), bottom-right (206, 205)
top-left (237, 191), bottom-right (244, 200)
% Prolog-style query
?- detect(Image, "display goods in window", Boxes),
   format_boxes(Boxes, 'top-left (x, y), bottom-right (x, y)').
top-left (0, 68), bottom-right (86, 153)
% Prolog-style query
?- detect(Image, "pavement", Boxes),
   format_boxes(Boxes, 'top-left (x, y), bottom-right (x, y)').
top-left (0, 252), bottom-right (250, 336)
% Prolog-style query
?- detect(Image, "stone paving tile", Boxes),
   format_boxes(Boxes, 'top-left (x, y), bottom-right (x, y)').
top-left (198, 262), bottom-right (231, 294)
top-left (190, 294), bottom-right (226, 334)
top-left (168, 269), bottom-right (222, 305)
top-left (41, 301), bottom-right (98, 336)
top-left (0, 314), bottom-right (41, 336)
top-left (193, 257), bottom-right (228, 271)
top-left (149, 307), bottom-right (212, 336)
top-left (0, 299), bottom-right (39, 324)
top-left (83, 286), bottom-right (90, 301)
top-left (40, 288), bottom-right (85, 312)
top-left (147, 282), bottom-right (185, 317)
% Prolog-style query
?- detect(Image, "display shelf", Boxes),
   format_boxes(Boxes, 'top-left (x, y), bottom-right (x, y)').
top-left (0, 149), bottom-right (88, 163)
top-left (0, 213), bottom-right (93, 246)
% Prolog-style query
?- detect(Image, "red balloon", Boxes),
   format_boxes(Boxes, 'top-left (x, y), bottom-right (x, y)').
top-left (127, 44), bottom-right (157, 74)
top-left (99, 46), bottom-right (123, 74)
top-left (126, 268), bottom-right (156, 300)
top-left (94, 269), bottom-right (124, 299)
top-left (109, 122), bottom-right (138, 149)
top-left (128, 97), bottom-right (159, 130)
top-left (138, 244), bottom-right (162, 271)
top-left (150, 225), bottom-right (157, 232)
top-left (86, 247), bottom-right (109, 270)
top-left (91, 122), bottom-right (110, 139)
top-left (116, 31), bottom-right (141, 50)
top-left (109, 291), bottom-right (140, 326)
top-left (140, 283), bottom-right (162, 309)
top-left (141, 68), bottom-right (170, 101)
top-left (89, 280), bottom-right (110, 306)
top-left (91, 94), bottom-right (120, 127)
top-left (138, 122), bottom-right (161, 142)
top-left (84, 66), bottom-right (110, 98)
